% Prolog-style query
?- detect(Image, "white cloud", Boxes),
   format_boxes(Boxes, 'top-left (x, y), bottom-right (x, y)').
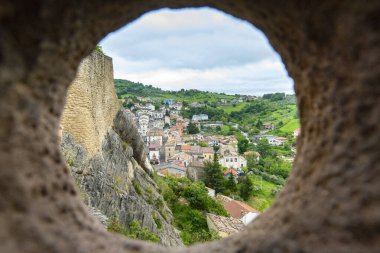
top-left (101, 7), bottom-right (294, 95)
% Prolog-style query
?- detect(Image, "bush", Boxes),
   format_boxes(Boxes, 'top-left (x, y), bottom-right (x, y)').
top-left (108, 217), bottom-right (160, 243)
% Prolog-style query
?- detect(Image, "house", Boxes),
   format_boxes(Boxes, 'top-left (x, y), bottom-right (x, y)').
top-left (164, 141), bottom-right (176, 162)
top-left (168, 152), bottom-right (192, 167)
top-left (223, 167), bottom-right (238, 177)
top-left (144, 103), bottom-right (155, 110)
top-left (149, 120), bottom-right (164, 129)
top-left (148, 144), bottom-right (160, 165)
top-left (156, 162), bottom-right (187, 178)
top-left (223, 168), bottom-right (239, 183)
top-left (206, 136), bottom-right (220, 147)
top-left (217, 195), bottom-right (259, 220)
top-left (263, 122), bottom-right (275, 130)
top-left (206, 213), bottom-right (244, 238)
top-left (201, 147), bottom-right (214, 161)
top-left (192, 114), bottom-right (209, 121)
top-left (146, 128), bottom-right (163, 145)
top-left (138, 114), bottom-right (149, 137)
top-left (164, 116), bottom-right (171, 126)
top-left (152, 111), bottom-right (164, 120)
top-left (219, 155), bottom-right (247, 169)
top-left (169, 102), bottom-right (183, 111)
top-left (268, 137), bottom-right (288, 146)
top-left (186, 156), bottom-right (205, 181)
top-left (163, 99), bottom-right (175, 105)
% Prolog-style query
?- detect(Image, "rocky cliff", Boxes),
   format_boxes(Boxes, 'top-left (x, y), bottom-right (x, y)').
top-left (60, 51), bottom-right (182, 246)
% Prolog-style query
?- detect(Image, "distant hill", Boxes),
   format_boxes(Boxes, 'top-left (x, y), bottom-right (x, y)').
top-left (114, 79), bottom-right (299, 135)
top-left (115, 79), bottom-right (239, 103)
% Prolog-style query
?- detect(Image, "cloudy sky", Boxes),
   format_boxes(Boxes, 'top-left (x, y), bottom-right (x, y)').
top-left (100, 7), bottom-right (294, 95)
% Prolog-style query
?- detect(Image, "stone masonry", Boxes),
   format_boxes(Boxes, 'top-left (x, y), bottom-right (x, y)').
top-left (0, 1), bottom-right (379, 253)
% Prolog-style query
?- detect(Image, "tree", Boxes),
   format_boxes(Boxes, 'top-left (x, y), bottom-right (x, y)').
top-left (225, 173), bottom-right (237, 193)
top-left (203, 149), bottom-right (225, 194)
top-left (255, 139), bottom-right (274, 158)
top-left (255, 119), bottom-right (263, 129)
top-left (239, 176), bottom-right (254, 200)
top-left (187, 122), bottom-right (200, 134)
top-left (237, 138), bottom-right (249, 154)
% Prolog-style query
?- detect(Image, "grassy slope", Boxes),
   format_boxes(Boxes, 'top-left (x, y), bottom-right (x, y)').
top-left (279, 118), bottom-right (299, 133)
top-left (220, 102), bottom-right (250, 113)
top-left (247, 175), bottom-right (279, 212)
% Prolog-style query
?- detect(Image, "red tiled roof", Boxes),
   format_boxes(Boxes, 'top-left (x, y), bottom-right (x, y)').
top-left (223, 168), bottom-right (238, 176)
top-left (181, 144), bottom-right (192, 151)
top-left (220, 197), bottom-right (259, 219)
top-left (201, 147), bottom-right (213, 153)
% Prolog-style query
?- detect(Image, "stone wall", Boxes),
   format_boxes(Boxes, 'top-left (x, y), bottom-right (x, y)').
top-left (0, 1), bottom-right (379, 253)
top-left (60, 51), bottom-right (120, 156)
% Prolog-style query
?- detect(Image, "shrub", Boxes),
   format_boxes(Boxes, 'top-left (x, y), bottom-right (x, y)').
top-left (133, 179), bottom-right (141, 195)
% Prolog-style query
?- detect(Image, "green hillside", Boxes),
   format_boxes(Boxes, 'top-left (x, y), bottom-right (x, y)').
top-left (115, 79), bottom-right (237, 103)
top-left (115, 79), bottom-right (299, 136)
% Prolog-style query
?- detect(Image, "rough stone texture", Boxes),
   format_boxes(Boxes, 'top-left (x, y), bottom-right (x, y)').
top-left (60, 126), bottom-right (182, 246)
top-left (114, 110), bottom-right (154, 175)
top-left (60, 51), bottom-right (120, 156)
top-left (0, 1), bottom-right (379, 253)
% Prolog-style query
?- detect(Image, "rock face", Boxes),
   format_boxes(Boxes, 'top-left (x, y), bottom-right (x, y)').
top-left (60, 117), bottom-right (182, 246)
top-left (0, 1), bottom-right (379, 253)
top-left (59, 52), bottom-right (181, 246)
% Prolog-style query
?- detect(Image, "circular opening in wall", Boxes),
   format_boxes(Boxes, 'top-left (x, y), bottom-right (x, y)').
top-left (61, 7), bottom-right (299, 247)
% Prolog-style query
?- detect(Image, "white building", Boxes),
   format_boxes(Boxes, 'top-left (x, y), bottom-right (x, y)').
top-left (149, 120), bottom-right (164, 129)
top-left (138, 114), bottom-right (150, 137)
top-left (146, 128), bottom-right (163, 146)
top-left (267, 136), bottom-right (288, 146)
top-left (169, 102), bottom-right (183, 111)
top-left (148, 144), bottom-right (160, 165)
top-left (152, 111), bottom-right (164, 120)
top-left (219, 155), bottom-right (247, 169)
top-left (145, 103), bottom-right (155, 110)
top-left (192, 114), bottom-right (209, 121)
top-left (164, 116), bottom-right (171, 126)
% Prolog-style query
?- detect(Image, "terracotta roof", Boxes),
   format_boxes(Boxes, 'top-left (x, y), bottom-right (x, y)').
top-left (201, 147), bottom-right (214, 153)
top-left (219, 196), bottom-right (259, 219)
top-left (223, 168), bottom-right (238, 176)
top-left (180, 144), bottom-right (192, 151)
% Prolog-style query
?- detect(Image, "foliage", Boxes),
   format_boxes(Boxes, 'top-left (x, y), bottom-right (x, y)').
top-left (95, 45), bottom-right (104, 54)
top-left (263, 92), bottom-right (286, 101)
top-left (237, 138), bottom-right (249, 154)
top-left (153, 175), bottom-right (228, 245)
top-left (225, 173), bottom-right (237, 193)
top-left (133, 179), bottom-right (141, 195)
top-left (152, 213), bottom-right (162, 229)
top-left (182, 106), bottom-right (227, 121)
top-left (203, 160), bottom-right (226, 195)
top-left (187, 122), bottom-right (200, 134)
top-left (239, 176), bottom-right (254, 201)
top-left (115, 79), bottom-right (235, 102)
top-left (108, 217), bottom-right (160, 243)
